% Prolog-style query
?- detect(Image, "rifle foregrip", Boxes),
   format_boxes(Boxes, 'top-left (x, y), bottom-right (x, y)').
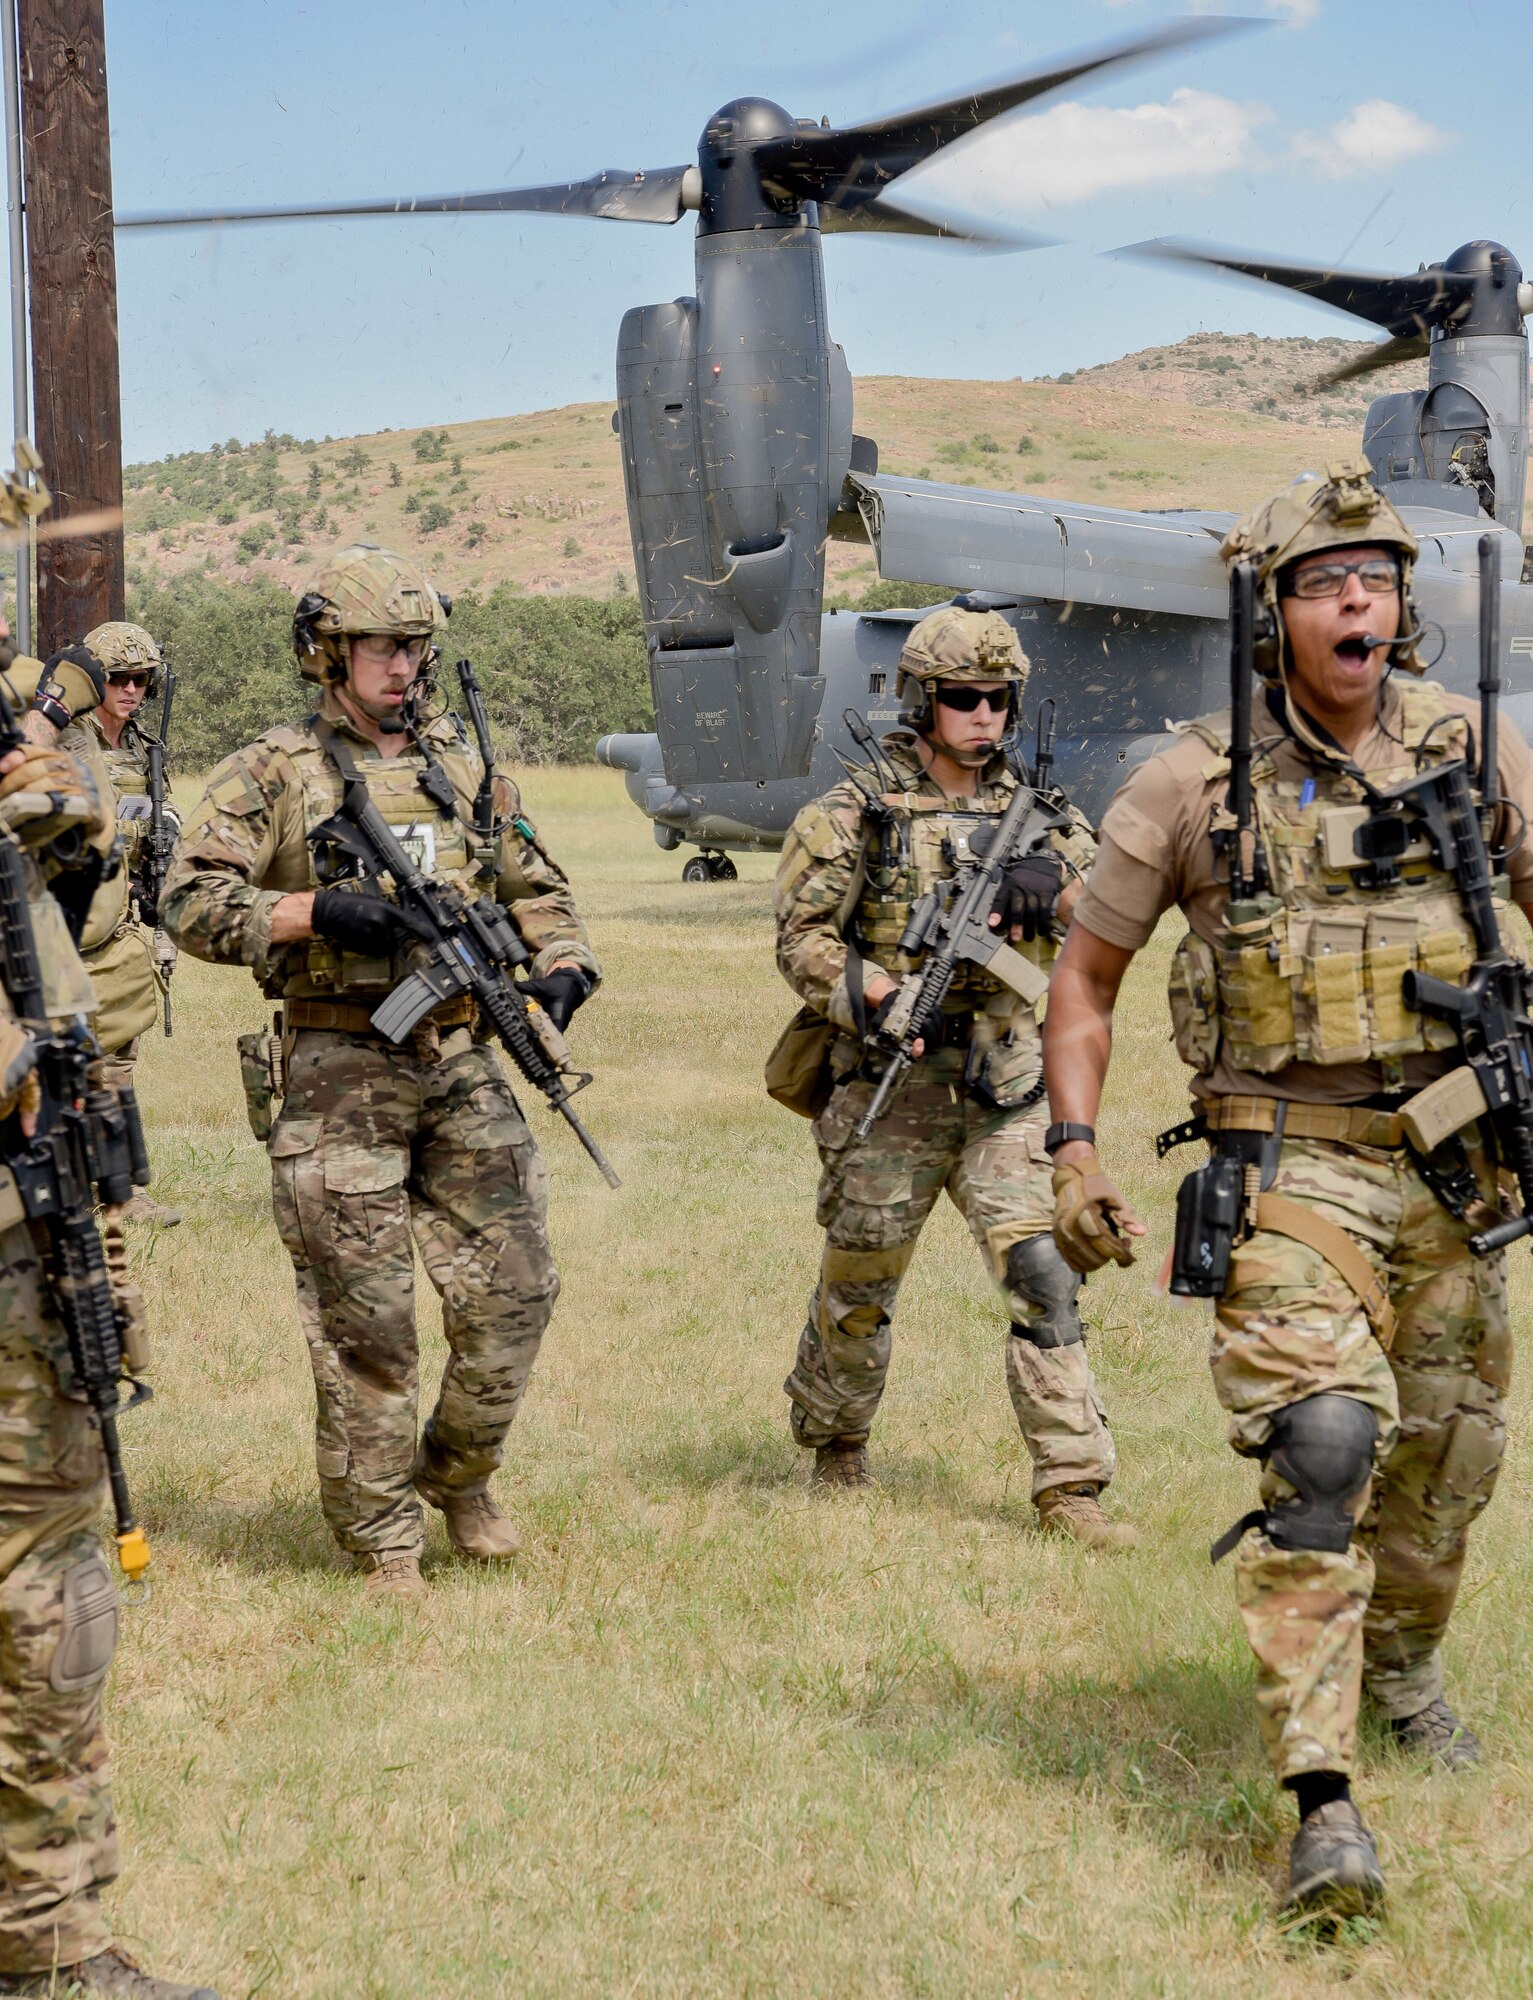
top-left (1471, 1212), bottom-right (1533, 1256)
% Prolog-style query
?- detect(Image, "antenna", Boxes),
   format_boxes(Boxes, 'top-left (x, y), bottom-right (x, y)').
top-left (1478, 532), bottom-right (1501, 820)
top-left (1033, 697), bottom-right (1056, 794)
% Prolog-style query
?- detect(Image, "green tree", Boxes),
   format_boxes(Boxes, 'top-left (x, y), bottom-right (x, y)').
top-left (388, 462), bottom-right (401, 487)
top-left (122, 574), bottom-right (654, 767)
top-left (419, 500), bottom-right (453, 533)
top-left (306, 461), bottom-right (322, 499)
top-left (413, 430), bottom-right (446, 463)
top-left (340, 443), bottom-right (370, 475)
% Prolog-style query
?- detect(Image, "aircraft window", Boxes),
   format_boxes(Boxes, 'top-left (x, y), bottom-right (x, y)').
top-left (868, 671), bottom-right (886, 695)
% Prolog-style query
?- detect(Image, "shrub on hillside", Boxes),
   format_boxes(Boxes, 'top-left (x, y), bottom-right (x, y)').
top-left (125, 573), bottom-right (654, 768)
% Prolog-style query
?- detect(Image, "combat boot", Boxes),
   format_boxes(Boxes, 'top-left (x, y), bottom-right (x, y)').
top-left (0, 1944), bottom-right (220, 1995)
top-left (355, 1552), bottom-right (427, 1600)
top-left (435, 1492), bottom-right (521, 1562)
top-left (1036, 1483), bottom-right (1137, 1550)
top-left (1391, 1697), bottom-right (1480, 1769)
top-left (119, 1192), bottom-right (181, 1228)
top-left (813, 1439), bottom-right (872, 1490)
top-left (1285, 1800), bottom-right (1384, 1917)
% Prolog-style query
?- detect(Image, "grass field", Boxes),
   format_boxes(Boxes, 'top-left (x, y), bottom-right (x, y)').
top-left (107, 766), bottom-right (1533, 1998)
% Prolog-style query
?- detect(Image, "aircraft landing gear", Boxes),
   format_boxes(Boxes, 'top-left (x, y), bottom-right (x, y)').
top-left (681, 849), bottom-right (738, 883)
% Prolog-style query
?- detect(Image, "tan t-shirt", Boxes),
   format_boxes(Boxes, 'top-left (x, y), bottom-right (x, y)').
top-left (1075, 680), bottom-right (1533, 1104)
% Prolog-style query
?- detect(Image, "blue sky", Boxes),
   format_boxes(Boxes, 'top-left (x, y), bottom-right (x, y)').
top-left (87, 0), bottom-right (1533, 460)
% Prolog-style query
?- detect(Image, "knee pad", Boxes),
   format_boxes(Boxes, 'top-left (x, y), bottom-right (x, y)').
top-left (1005, 1235), bottom-right (1083, 1350)
top-left (50, 1554), bottom-right (118, 1693)
top-left (1262, 1394), bottom-right (1377, 1555)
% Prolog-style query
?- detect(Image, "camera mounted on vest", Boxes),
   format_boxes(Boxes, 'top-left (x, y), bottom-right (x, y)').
top-left (292, 542), bottom-right (448, 686)
top-left (1220, 460), bottom-right (1425, 683)
top-left (894, 603), bottom-right (1031, 731)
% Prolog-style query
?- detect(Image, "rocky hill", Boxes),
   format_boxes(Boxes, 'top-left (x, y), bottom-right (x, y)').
top-left (121, 331), bottom-right (1442, 605)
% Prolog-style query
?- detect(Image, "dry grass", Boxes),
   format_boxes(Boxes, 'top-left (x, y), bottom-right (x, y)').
top-left (108, 767), bottom-right (1533, 1997)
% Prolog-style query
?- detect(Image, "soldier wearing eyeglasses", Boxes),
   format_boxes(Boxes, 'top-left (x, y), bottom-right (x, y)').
top-left (772, 604), bottom-right (1134, 1547)
top-left (46, 626), bottom-right (183, 1226)
top-left (162, 545), bottom-right (599, 1600)
top-left (1043, 463), bottom-right (1533, 1917)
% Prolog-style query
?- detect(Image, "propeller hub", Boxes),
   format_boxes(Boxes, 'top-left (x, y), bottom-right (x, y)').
top-left (697, 98), bottom-right (805, 236)
top-left (1440, 240), bottom-right (1526, 338)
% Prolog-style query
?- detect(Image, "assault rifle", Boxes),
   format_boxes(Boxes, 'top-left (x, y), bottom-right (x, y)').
top-left (309, 733), bottom-right (621, 1188)
top-left (852, 778), bottom-right (1066, 1143)
top-left (0, 683), bottom-right (153, 1585)
top-left (142, 654), bottom-right (178, 1034)
top-left (1373, 533), bottom-right (1533, 1257)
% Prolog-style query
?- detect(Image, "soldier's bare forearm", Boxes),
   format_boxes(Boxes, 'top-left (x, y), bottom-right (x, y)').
top-left (269, 892), bottom-right (316, 944)
top-left (1042, 925), bottom-right (1134, 1164)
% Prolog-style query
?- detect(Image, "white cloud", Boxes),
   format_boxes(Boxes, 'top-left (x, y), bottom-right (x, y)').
top-left (904, 88), bottom-right (1272, 217)
top-left (1292, 99), bottom-right (1448, 178)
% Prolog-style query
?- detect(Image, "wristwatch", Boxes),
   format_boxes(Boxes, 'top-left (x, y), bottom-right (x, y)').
top-left (1044, 1121), bottom-right (1096, 1155)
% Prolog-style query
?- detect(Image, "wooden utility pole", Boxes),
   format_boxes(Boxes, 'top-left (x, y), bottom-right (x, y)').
top-left (16, 0), bottom-right (122, 653)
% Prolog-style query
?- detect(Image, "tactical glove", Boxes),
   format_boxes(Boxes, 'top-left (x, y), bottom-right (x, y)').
top-left (311, 885), bottom-right (434, 959)
top-left (997, 853), bottom-right (1065, 942)
top-left (0, 1015), bottom-right (38, 1126)
top-left (520, 966), bottom-right (592, 1031)
top-left (0, 745), bottom-right (107, 847)
top-left (35, 645), bottom-right (106, 727)
top-left (1051, 1149), bottom-right (1142, 1273)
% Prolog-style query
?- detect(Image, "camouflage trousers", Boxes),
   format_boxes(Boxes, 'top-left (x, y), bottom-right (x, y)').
top-left (785, 1050), bottom-right (1115, 1496)
top-left (92, 1044), bottom-right (137, 1096)
top-left (1211, 1130), bottom-right (1508, 1782)
top-left (0, 1221), bottom-right (119, 1975)
top-left (269, 1026), bottom-right (558, 1561)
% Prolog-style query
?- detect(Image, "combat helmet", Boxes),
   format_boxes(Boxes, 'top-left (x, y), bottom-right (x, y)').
top-left (896, 603), bottom-right (1030, 727)
top-left (85, 621), bottom-right (163, 693)
top-left (292, 542), bottom-right (447, 684)
top-left (1220, 459), bottom-right (1425, 679)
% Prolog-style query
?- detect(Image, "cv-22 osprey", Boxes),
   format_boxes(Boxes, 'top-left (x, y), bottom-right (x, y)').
top-left (117, 21), bottom-right (1533, 872)
top-left (597, 229), bottom-right (1533, 876)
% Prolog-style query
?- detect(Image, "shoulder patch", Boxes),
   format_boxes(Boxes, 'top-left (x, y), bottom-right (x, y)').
top-left (205, 757), bottom-right (269, 817)
top-left (791, 796), bottom-right (858, 863)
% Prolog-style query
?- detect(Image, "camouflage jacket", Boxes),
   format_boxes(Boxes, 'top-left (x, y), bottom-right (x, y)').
top-left (162, 689), bottom-right (599, 1003)
top-left (775, 731), bottom-right (1095, 1039)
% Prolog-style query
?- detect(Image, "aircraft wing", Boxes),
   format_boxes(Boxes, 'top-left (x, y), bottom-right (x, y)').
top-left (848, 472), bottom-right (1234, 618)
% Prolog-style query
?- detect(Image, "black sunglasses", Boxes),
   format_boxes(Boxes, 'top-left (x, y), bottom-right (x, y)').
top-left (935, 685), bottom-right (1010, 714)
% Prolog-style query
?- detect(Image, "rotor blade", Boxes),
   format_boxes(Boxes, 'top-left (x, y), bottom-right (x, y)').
top-left (0, 505), bottom-right (124, 551)
top-left (1118, 238), bottom-right (1478, 340)
top-left (756, 16), bottom-right (1258, 211)
top-left (819, 197), bottom-right (1047, 248)
top-left (116, 165), bottom-right (696, 232)
top-left (1314, 331), bottom-right (1431, 389)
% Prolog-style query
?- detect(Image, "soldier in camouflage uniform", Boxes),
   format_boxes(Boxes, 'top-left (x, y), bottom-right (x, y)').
top-left (0, 651), bottom-right (218, 1994)
top-left (775, 605), bottom-right (1134, 1549)
top-left (58, 625), bottom-right (179, 1227)
top-left (1043, 463), bottom-right (1533, 1916)
top-left (163, 545), bottom-right (599, 1601)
